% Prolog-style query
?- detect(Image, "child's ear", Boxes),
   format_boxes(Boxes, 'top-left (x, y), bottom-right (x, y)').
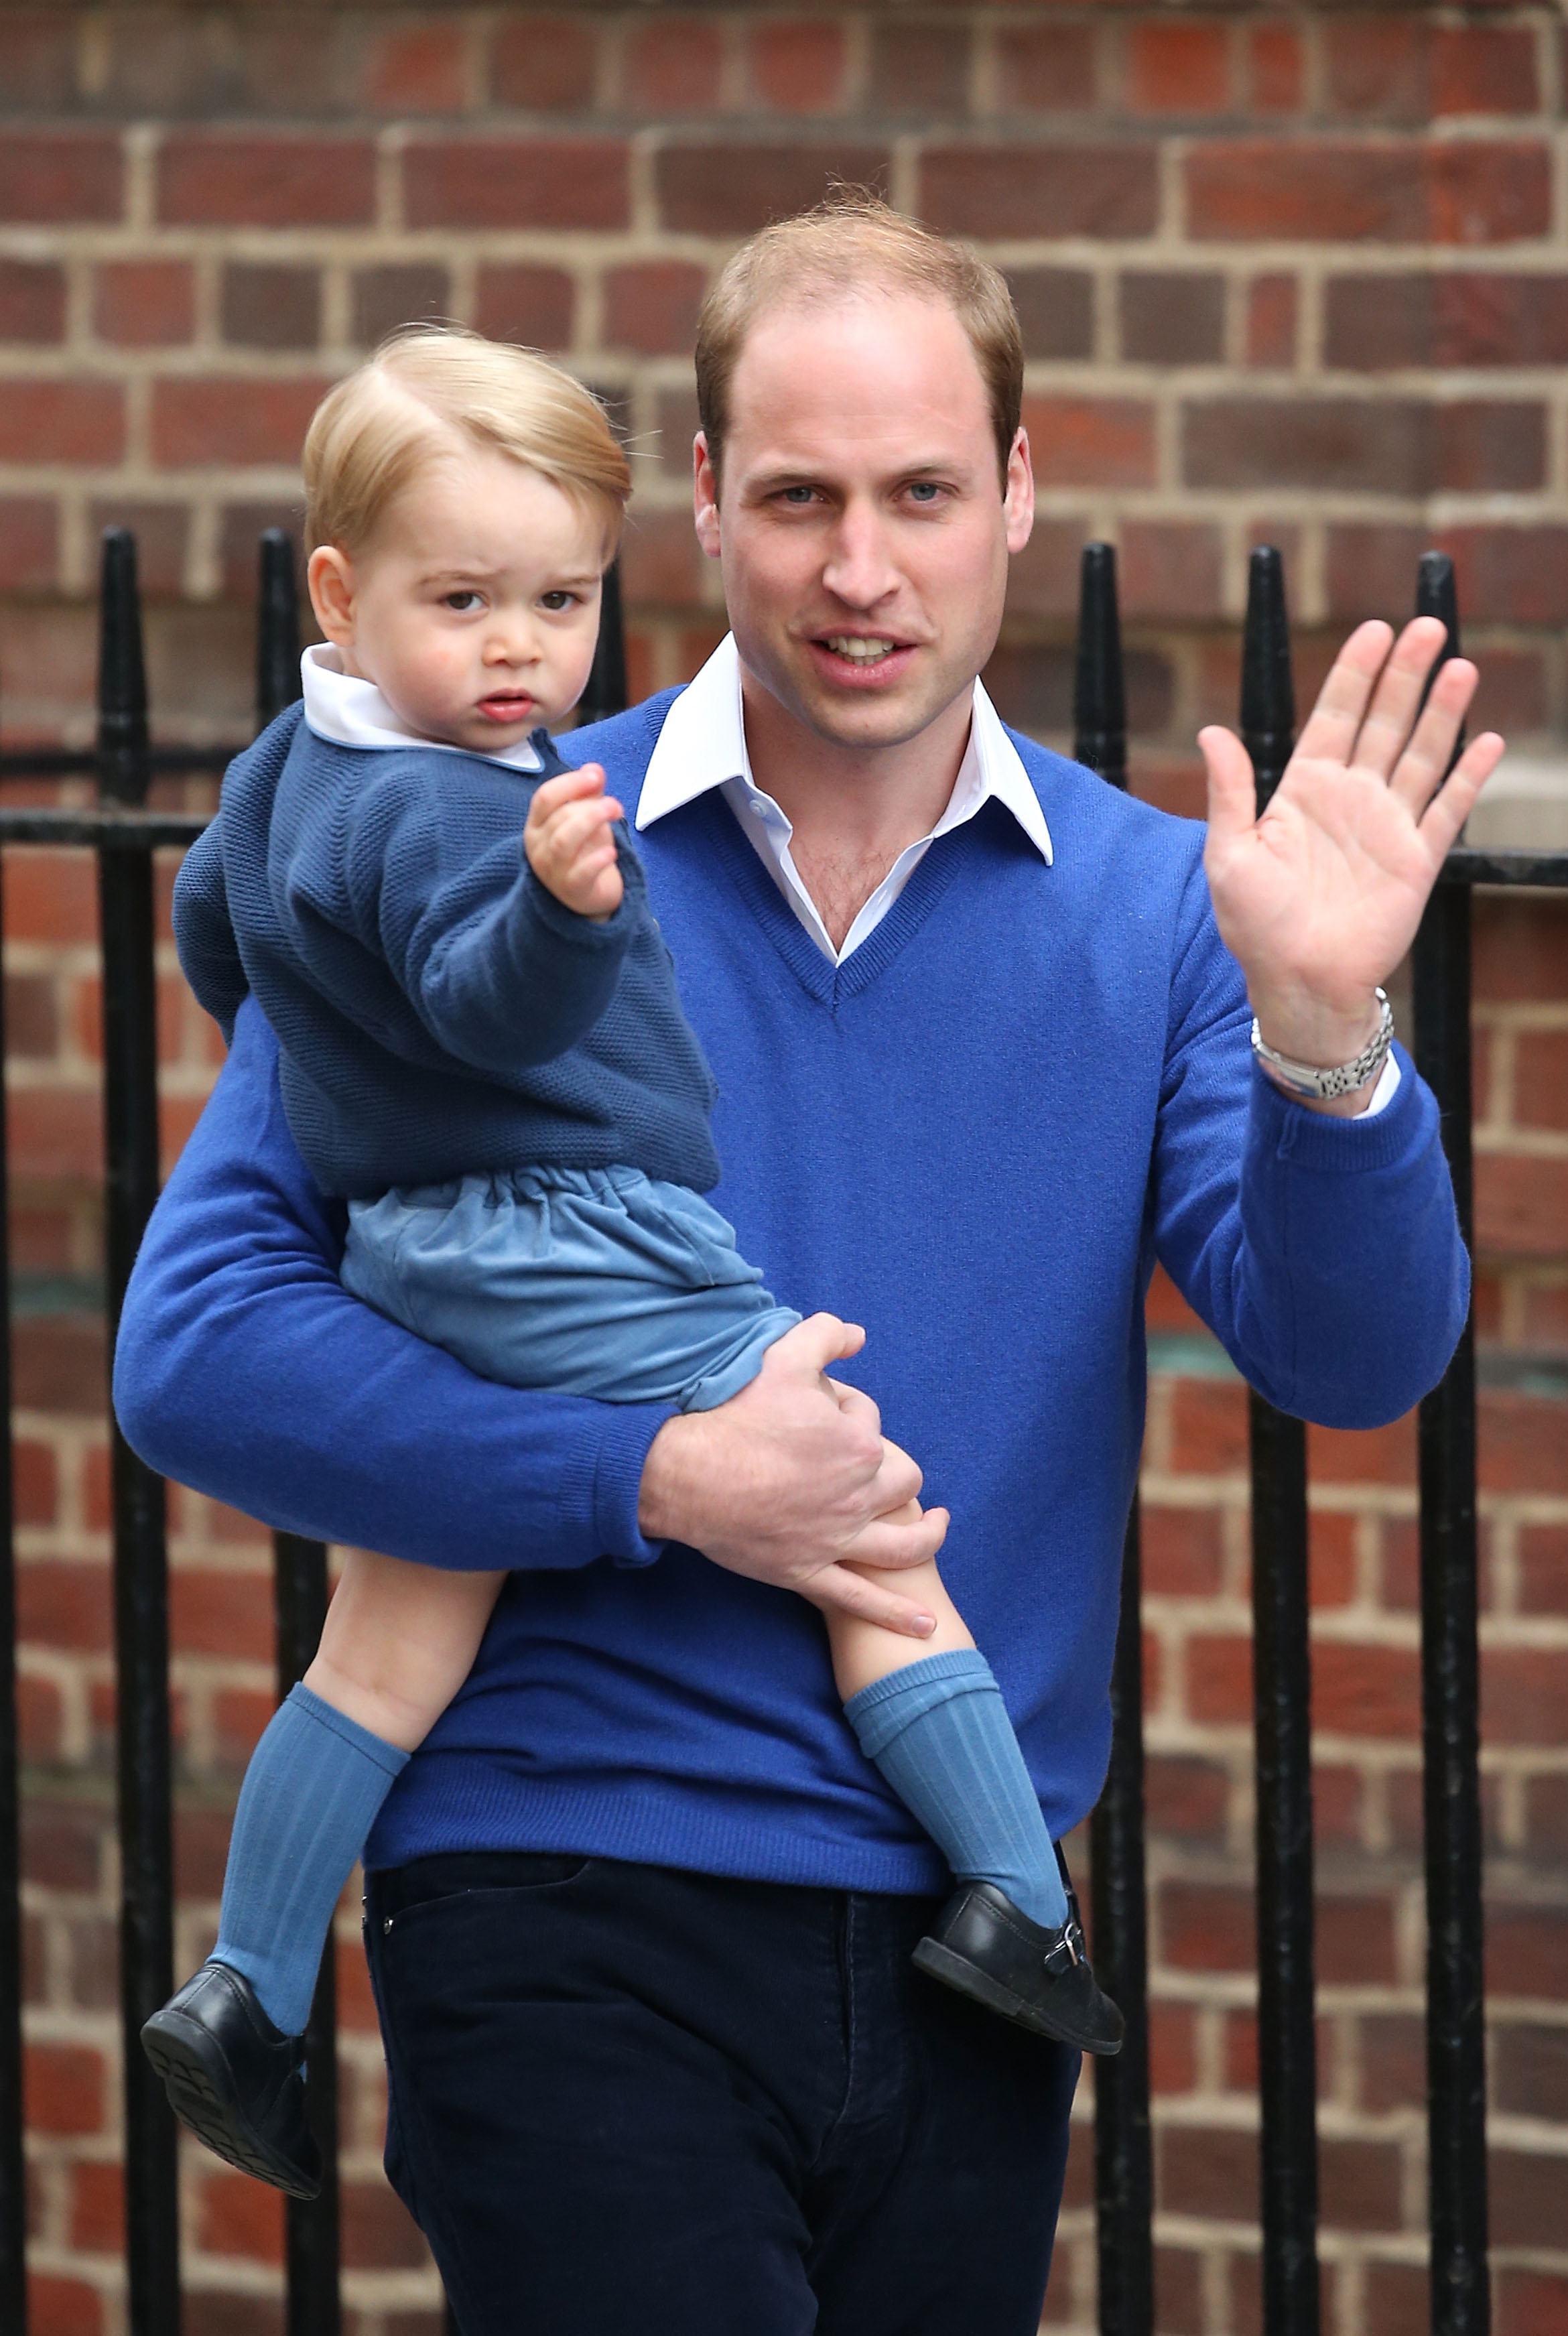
top-left (308, 545), bottom-right (358, 647)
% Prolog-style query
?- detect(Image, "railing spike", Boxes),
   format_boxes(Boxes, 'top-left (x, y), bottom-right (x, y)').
top-left (1073, 541), bottom-right (1127, 791)
top-left (1242, 545), bottom-right (1295, 815)
top-left (576, 558), bottom-right (627, 726)
top-left (96, 529), bottom-right (150, 808)
top-left (257, 529), bottom-right (304, 732)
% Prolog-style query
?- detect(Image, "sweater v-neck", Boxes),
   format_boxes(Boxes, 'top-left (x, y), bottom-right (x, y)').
top-left (685, 787), bottom-right (977, 1011)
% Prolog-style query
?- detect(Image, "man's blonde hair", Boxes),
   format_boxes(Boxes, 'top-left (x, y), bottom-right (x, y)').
top-left (303, 326), bottom-right (632, 557)
top-left (694, 189), bottom-right (1023, 487)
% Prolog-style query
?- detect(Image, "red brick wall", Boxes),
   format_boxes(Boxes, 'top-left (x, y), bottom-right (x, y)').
top-left (4, 8), bottom-right (1568, 2335)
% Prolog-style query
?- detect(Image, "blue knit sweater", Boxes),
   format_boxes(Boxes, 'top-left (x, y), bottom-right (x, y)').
top-left (117, 691), bottom-right (1469, 1887)
top-left (171, 706), bottom-right (720, 1199)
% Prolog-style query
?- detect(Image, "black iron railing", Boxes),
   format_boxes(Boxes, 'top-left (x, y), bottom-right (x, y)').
top-left (0, 522), bottom-right (1543, 2335)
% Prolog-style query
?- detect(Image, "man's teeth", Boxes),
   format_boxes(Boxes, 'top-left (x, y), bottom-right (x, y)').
top-left (824, 636), bottom-right (898, 663)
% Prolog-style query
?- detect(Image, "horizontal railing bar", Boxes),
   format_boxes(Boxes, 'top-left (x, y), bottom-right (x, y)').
top-left (0, 747), bottom-right (240, 780)
top-left (1440, 848), bottom-right (1568, 889)
top-left (0, 810), bottom-right (207, 848)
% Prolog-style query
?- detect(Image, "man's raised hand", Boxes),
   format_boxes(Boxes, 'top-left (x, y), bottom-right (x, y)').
top-left (1199, 617), bottom-right (1504, 1103)
top-left (637, 1311), bottom-right (949, 1637)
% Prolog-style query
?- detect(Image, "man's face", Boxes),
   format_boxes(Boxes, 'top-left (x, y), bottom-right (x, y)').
top-left (694, 294), bottom-right (1033, 755)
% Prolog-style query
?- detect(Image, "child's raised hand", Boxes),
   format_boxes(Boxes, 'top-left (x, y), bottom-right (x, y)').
top-left (524, 765), bottom-right (625, 921)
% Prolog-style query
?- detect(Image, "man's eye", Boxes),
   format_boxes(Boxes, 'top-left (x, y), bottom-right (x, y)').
top-left (907, 482), bottom-right (943, 504)
top-left (444, 591), bottom-right (482, 612)
top-left (780, 486), bottom-right (818, 505)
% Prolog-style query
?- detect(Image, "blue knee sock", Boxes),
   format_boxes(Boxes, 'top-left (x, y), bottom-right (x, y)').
top-left (214, 1683), bottom-right (409, 2036)
top-left (844, 1650), bottom-right (1069, 1931)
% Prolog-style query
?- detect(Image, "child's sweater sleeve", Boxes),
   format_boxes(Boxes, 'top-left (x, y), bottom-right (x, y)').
top-left (171, 818), bottom-right (250, 1043)
top-left (285, 765), bottom-right (643, 1078)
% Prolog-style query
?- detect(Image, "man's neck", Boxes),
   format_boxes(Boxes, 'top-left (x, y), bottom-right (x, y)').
top-left (739, 669), bottom-right (974, 952)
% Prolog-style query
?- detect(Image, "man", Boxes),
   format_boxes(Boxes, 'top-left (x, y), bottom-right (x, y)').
top-left (116, 194), bottom-right (1498, 2335)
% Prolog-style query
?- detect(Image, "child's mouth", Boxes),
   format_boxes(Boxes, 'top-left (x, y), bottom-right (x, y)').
top-left (477, 694), bottom-right (534, 723)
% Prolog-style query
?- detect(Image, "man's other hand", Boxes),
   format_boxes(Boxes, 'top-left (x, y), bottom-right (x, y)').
top-left (637, 1313), bottom-right (949, 1637)
top-left (1200, 617), bottom-right (1504, 1112)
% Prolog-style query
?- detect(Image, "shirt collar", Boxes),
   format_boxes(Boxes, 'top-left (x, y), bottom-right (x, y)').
top-left (635, 633), bottom-right (1053, 866)
top-left (300, 644), bottom-right (545, 772)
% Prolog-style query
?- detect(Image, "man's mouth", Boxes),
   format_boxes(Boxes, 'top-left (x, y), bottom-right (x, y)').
top-left (820, 635), bottom-right (902, 665)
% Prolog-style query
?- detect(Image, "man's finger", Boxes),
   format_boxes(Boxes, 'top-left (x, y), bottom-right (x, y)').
top-left (1346, 617), bottom-right (1456, 782)
top-left (777, 1311), bottom-right (866, 1372)
top-left (805, 1561), bottom-right (940, 1636)
top-left (1414, 731), bottom-right (1505, 858)
top-left (1388, 658), bottom-right (1480, 818)
top-left (1288, 619), bottom-right (1396, 771)
top-left (1198, 726), bottom-right (1260, 854)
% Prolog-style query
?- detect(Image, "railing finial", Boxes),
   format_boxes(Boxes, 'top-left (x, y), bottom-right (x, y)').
top-left (576, 558), bottom-right (627, 726)
top-left (1073, 541), bottom-right (1127, 792)
top-left (257, 529), bottom-right (303, 734)
top-left (1241, 544), bottom-right (1294, 815)
top-left (96, 527), bottom-right (149, 808)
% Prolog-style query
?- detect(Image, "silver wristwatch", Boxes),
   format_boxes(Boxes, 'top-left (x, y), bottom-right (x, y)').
top-left (1250, 988), bottom-right (1394, 1101)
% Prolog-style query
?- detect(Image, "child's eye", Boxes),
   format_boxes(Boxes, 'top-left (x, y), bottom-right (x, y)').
top-left (539, 590), bottom-right (577, 612)
top-left (444, 590), bottom-right (483, 612)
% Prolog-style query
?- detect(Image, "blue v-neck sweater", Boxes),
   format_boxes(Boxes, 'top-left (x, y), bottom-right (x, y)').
top-left (115, 691), bottom-right (1468, 1888)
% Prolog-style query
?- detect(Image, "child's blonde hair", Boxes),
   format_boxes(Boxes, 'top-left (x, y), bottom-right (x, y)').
top-left (303, 326), bottom-right (631, 558)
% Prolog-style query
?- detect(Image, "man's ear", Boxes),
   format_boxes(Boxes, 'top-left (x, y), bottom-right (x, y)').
top-left (308, 545), bottom-right (358, 647)
top-left (694, 432), bottom-right (722, 561)
top-left (1002, 428), bottom-right (1035, 557)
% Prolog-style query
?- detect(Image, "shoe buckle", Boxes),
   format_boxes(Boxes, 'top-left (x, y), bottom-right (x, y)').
top-left (1043, 1921), bottom-right (1084, 1977)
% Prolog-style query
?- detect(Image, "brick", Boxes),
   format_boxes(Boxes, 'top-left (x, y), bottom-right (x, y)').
top-left (22, 1799), bottom-right (104, 1892)
top-left (341, 2179), bottom-right (431, 2272)
top-left (923, 143), bottom-right (1157, 240)
top-left (1140, 1502), bottom-right (1224, 1596)
top-left (622, 19), bottom-right (724, 115)
top-left (1169, 1378), bottom-right (1248, 1474)
top-left (1309, 1413), bottom-right (1417, 1485)
top-left (1024, 398), bottom-right (1155, 489)
top-left (18, 1559), bottom-right (112, 1652)
top-left (0, 498), bottom-right (58, 593)
top-left (0, 382), bottom-right (123, 466)
top-left (1492, 2146), bottom-right (1568, 2248)
top-left (27, 2275), bottom-right (101, 2336)
top-left (1438, 400), bottom-right (1545, 493)
top-left (94, 259), bottom-right (194, 348)
top-left (1155, 2248), bottom-right (1205, 2336)
top-left (1333, 273), bottom-right (1568, 371)
top-left (0, 130), bottom-right (121, 223)
top-left (491, 17), bottom-right (597, 113)
top-left (658, 141), bottom-right (889, 236)
top-left (351, 263), bottom-right (450, 350)
top-left (1362, 2263), bottom-right (1428, 2336)
top-left (220, 263), bottom-right (321, 353)
top-left (603, 263), bottom-right (706, 358)
top-left (1434, 28), bottom-right (1539, 120)
top-left (1246, 275), bottom-right (1296, 369)
top-left (1477, 1157), bottom-right (1568, 1261)
top-left (1158, 2123), bottom-right (1258, 2222)
top-left (170, 1565), bottom-right (273, 1661)
top-left (1308, 1510), bottom-right (1356, 1609)
top-left (1160, 1878), bottom-right (1254, 1973)
top-left (1493, 2021), bottom-right (1568, 2122)
top-left (0, 258), bottom-right (64, 344)
top-left (365, 22), bottom-right (470, 116)
top-left (25, 2043), bottom-right (103, 2136)
top-left (405, 135), bottom-right (629, 230)
top-left (750, 22), bottom-right (846, 115)
top-left (1150, 2006), bottom-right (1199, 2095)
top-left (1476, 896), bottom-right (1568, 1001)
top-left (1449, 523), bottom-right (1568, 625)
top-left (474, 264), bottom-right (575, 352)
top-left (1120, 522), bottom-right (1222, 620)
top-left (1183, 398), bottom-right (1432, 496)
top-left (1004, 269), bottom-right (1093, 361)
top-left (994, 25), bottom-right (1098, 115)
top-left (1248, 27), bottom-right (1303, 116)
top-left (1146, 1752), bottom-right (1230, 1840)
top-left (1325, 523), bottom-right (1430, 621)
top-left (1488, 1904), bottom-right (1568, 2000)
top-left (88, 501), bottom-right (187, 596)
top-left (158, 134), bottom-right (375, 227)
top-left (1497, 2270), bottom-right (1568, 2336)
top-left (1127, 23), bottom-right (1230, 117)
top-left (1484, 1647), bottom-right (1568, 1745)
top-left (1120, 273), bottom-right (1223, 367)
top-left (1313, 1641), bottom-right (1421, 1738)
top-left (68, 2162), bottom-right (123, 2256)
top-left (15, 1314), bottom-right (107, 1413)
top-left (220, 501), bottom-right (307, 599)
top-left (0, 12), bottom-right (79, 111)
top-left (151, 379), bottom-right (327, 470)
top-left (199, 2170), bottom-right (283, 2265)
top-left (1358, 2010), bottom-right (1428, 2112)
top-left (18, 1674), bottom-right (63, 1760)
top-left (1185, 1632), bottom-right (1251, 1726)
top-left (1325, 19), bottom-right (1431, 124)
top-left (868, 23), bottom-right (971, 119)
top-left (1004, 519), bottom-right (1086, 620)
top-left (1187, 140), bottom-right (1550, 247)
top-left (1514, 1033), bottom-right (1568, 1135)
top-left (619, 510), bottom-right (708, 612)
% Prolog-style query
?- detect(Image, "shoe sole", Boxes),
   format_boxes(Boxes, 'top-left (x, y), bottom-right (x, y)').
top-left (141, 2008), bottom-right (322, 2199)
top-left (911, 1937), bottom-right (1124, 2056)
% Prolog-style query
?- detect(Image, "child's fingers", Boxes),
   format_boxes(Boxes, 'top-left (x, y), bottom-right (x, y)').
top-left (538, 799), bottom-right (623, 862)
top-left (527, 765), bottom-right (608, 822)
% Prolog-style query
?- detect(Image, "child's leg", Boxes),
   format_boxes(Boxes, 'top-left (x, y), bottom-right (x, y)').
top-left (214, 1551), bottom-right (503, 2035)
top-left (826, 1538), bottom-right (1069, 1932)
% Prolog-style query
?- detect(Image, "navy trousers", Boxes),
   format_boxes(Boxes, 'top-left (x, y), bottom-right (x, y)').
top-left (363, 1851), bottom-right (1080, 2336)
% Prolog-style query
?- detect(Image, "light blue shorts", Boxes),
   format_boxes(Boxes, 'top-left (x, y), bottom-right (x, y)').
top-left (343, 1165), bottom-right (803, 1414)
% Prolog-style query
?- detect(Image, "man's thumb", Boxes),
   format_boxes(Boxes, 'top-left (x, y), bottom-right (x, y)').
top-left (787, 1311), bottom-right (866, 1370)
top-left (1199, 724), bottom-right (1258, 853)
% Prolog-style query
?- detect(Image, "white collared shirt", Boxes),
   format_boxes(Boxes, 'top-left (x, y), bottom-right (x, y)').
top-left (300, 644), bottom-right (545, 772)
top-left (635, 633), bottom-right (1051, 967)
top-left (635, 633), bottom-right (1398, 1116)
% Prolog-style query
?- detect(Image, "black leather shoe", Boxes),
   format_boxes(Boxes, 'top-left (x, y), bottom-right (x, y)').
top-left (141, 1961), bottom-right (322, 2198)
top-left (913, 1882), bottom-right (1125, 2055)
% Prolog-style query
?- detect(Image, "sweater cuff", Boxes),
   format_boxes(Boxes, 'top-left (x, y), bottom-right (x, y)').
top-left (519, 856), bottom-right (639, 954)
top-left (1249, 1039), bottom-right (1431, 1173)
top-left (590, 1399), bottom-right (680, 1569)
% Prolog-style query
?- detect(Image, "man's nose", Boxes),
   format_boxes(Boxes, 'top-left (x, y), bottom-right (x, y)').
top-left (821, 507), bottom-right (900, 610)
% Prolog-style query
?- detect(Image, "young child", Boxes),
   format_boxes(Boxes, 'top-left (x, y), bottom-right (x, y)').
top-left (141, 327), bottom-right (1121, 2199)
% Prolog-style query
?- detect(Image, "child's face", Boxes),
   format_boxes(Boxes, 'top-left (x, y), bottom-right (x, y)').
top-left (308, 442), bottom-right (608, 755)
